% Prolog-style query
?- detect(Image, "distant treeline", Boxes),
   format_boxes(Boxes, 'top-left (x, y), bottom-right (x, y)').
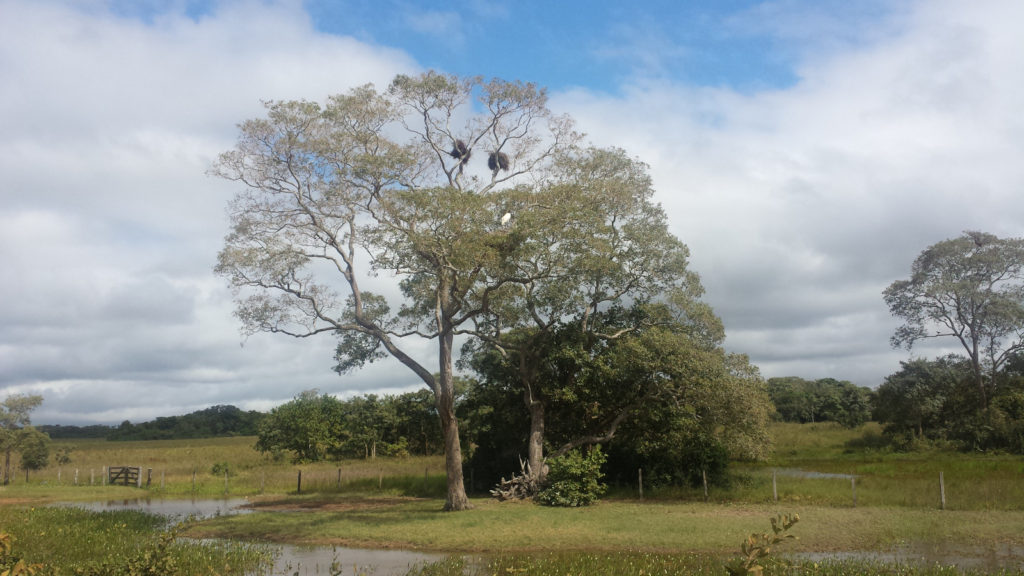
top-left (39, 405), bottom-right (264, 441)
top-left (766, 376), bottom-right (875, 428)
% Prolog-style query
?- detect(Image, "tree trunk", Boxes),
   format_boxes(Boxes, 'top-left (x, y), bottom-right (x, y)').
top-left (437, 324), bottom-right (471, 511)
top-left (970, 342), bottom-right (988, 411)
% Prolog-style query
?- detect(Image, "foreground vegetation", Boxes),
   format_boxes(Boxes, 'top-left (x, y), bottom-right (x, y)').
top-left (0, 506), bottom-right (273, 575)
top-left (3, 422), bottom-right (1024, 574)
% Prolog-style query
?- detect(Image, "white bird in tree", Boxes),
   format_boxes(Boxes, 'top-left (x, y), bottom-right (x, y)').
top-left (500, 212), bottom-right (512, 226)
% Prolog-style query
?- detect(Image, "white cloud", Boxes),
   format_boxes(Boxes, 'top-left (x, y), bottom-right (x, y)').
top-left (4, 0), bottom-right (1024, 425)
top-left (0, 0), bottom-right (427, 424)
top-left (552, 0), bottom-right (1024, 385)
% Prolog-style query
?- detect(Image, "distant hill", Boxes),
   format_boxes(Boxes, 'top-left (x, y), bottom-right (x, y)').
top-left (40, 405), bottom-right (265, 441)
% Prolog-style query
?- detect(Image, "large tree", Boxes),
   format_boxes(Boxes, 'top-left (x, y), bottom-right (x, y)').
top-left (884, 231), bottom-right (1024, 410)
top-left (214, 72), bottom-right (576, 510)
top-left (0, 394), bottom-right (44, 485)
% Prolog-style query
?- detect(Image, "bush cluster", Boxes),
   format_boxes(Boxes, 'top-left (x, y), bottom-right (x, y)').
top-left (536, 447), bottom-right (607, 507)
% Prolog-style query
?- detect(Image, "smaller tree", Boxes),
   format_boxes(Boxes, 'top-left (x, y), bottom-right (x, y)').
top-left (885, 231), bottom-right (1024, 410)
top-left (54, 446), bottom-right (73, 465)
top-left (255, 390), bottom-right (347, 463)
top-left (874, 355), bottom-right (969, 446)
top-left (17, 428), bottom-right (50, 482)
top-left (0, 394), bottom-right (44, 485)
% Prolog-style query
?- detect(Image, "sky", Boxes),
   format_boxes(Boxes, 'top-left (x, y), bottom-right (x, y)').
top-left (2, 0), bottom-right (1023, 425)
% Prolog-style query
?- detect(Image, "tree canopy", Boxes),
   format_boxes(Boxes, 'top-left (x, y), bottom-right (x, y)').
top-left (464, 305), bottom-right (770, 491)
top-left (884, 231), bottom-right (1024, 410)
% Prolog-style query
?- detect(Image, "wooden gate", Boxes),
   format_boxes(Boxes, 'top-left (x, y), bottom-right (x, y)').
top-left (108, 466), bottom-right (141, 487)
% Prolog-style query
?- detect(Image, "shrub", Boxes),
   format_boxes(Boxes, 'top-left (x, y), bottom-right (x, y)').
top-left (210, 461), bottom-right (232, 477)
top-left (536, 446), bottom-right (607, 507)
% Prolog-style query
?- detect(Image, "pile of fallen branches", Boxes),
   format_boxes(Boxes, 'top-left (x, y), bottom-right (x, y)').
top-left (490, 457), bottom-right (543, 501)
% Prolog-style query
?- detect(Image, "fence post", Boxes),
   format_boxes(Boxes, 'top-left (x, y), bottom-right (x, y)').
top-left (58, 468), bottom-right (62, 484)
top-left (939, 471), bottom-right (946, 510)
top-left (337, 468), bottom-right (342, 489)
top-left (161, 470), bottom-right (165, 490)
top-left (136, 466), bottom-right (142, 488)
top-left (147, 468), bottom-right (152, 488)
top-left (103, 466), bottom-right (107, 486)
top-left (638, 468), bottom-right (643, 499)
top-left (260, 471), bottom-right (265, 494)
top-left (297, 470), bottom-right (302, 494)
top-left (378, 467), bottom-right (383, 490)
top-left (702, 468), bottom-right (709, 502)
top-left (224, 470), bottom-right (229, 494)
top-left (192, 469), bottom-right (196, 493)
top-left (851, 476), bottom-right (857, 507)
top-left (90, 469), bottom-right (94, 486)
top-left (74, 469), bottom-right (79, 486)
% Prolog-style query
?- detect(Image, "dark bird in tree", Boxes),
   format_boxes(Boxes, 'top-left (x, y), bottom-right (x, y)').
top-left (488, 151), bottom-right (510, 176)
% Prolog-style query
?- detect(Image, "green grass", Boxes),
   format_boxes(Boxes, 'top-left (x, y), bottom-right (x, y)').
top-left (0, 505), bottom-right (274, 574)
top-left (9, 424), bottom-right (1023, 510)
top-left (6, 424), bottom-right (1024, 574)
top-left (5, 436), bottom-right (446, 499)
top-left (408, 554), bottom-right (1024, 576)
top-left (188, 497), bottom-right (1024, 554)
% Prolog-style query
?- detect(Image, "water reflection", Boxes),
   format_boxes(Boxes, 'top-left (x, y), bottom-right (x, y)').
top-left (61, 497), bottom-right (252, 521)
top-left (795, 542), bottom-right (1024, 573)
top-left (270, 545), bottom-right (443, 576)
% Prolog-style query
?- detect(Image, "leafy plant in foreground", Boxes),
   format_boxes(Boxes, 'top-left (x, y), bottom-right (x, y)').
top-left (0, 532), bottom-right (43, 576)
top-left (725, 513), bottom-right (799, 576)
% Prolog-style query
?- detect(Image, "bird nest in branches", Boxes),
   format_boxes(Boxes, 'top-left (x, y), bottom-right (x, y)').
top-left (488, 151), bottom-right (510, 173)
top-left (449, 139), bottom-right (471, 161)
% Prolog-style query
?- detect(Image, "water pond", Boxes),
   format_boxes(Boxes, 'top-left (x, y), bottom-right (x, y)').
top-left (58, 498), bottom-right (444, 575)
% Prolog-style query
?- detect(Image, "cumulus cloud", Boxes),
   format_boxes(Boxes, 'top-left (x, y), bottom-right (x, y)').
top-left (0, 0), bottom-right (425, 424)
top-left (553, 0), bottom-right (1024, 385)
top-left (3, 0), bottom-right (1023, 425)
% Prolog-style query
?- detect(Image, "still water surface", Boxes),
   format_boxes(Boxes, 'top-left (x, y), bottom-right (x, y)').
top-left (59, 498), bottom-right (443, 575)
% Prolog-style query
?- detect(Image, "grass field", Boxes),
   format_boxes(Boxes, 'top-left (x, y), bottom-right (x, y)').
top-left (4, 435), bottom-right (447, 498)
top-left (3, 422), bottom-right (1024, 574)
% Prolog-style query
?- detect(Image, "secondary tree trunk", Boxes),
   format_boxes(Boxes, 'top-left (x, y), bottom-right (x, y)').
top-left (519, 350), bottom-right (547, 483)
top-left (526, 392), bottom-right (546, 481)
